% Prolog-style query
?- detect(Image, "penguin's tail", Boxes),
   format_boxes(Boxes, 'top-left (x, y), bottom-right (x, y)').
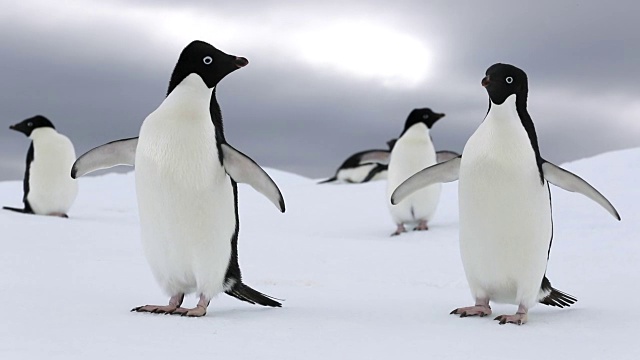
top-left (225, 282), bottom-right (282, 308)
top-left (318, 176), bottom-right (337, 184)
top-left (2, 206), bottom-right (26, 213)
top-left (539, 277), bottom-right (577, 308)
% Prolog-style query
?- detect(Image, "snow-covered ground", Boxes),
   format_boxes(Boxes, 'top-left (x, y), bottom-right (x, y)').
top-left (0, 149), bottom-right (638, 359)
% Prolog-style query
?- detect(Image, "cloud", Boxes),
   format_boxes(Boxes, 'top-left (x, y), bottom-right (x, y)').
top-left (0, 0), bottom-right (638, 181)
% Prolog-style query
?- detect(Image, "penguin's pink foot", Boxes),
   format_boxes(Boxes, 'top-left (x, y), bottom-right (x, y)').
top-left (494, 312), bottom-right (528, 325)
top-left (494, 304), bottom-right (528, 325)
top-left (171, 305), bottom-right (208, 317)
top-left (131, 294), bottom-right (184, 314)
top-left (414, 220), bottom-right (429, 231)
top-left (450, 305), bottom-right (492, 317)
top-left (391, 224), bottom-right (407, 236)
top-left (132, 304), bottom-right (178, 314)
top-left (170, 294), bottom-right (210, 317)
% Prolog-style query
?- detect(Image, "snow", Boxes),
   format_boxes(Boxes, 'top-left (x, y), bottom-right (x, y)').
top-left (0, 149), bottom-right (638, 359)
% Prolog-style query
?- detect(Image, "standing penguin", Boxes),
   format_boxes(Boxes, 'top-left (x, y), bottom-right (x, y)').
top-left (3, 115), bottom-right (78, 217)
top-left (72, 40), bottom-right (285, 316)
top-left (386, 108), bottom-right (445, 236)
top-left (391, 63), bottom-right (620, 325)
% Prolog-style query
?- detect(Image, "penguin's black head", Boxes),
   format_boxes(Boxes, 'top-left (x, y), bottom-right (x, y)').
top-left (482, 63), bottom-right (528, 105)
top-left (9, 115), bottom-right (55, 137)
top-left (167, 40), bottom-right (248, 95)
top-left (403, 108), bottom-right (445, 132)
top-left (386, 138), bottom-right (397, 150)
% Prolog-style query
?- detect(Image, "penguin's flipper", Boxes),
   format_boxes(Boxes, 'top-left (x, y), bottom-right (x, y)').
top-left (436, 150), bottom-right (461, 163)
top-left (391, 156), bottom-right (461, 205)
top-left (71, 137), bottom-right (138, 178)
top-left (541, 161), bottom-right (620, 220)
top-left (221, 143), bottom-right (285, 213)
top-left (362, 164), bottom-right (388, 182)
top-left (226, 282), bottom-right (282, 307)
top-left (359, 150), bottom-right (390, 165)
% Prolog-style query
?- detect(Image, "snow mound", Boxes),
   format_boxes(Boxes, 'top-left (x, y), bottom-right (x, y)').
top-left (0, 150), bottom-right (637, 359)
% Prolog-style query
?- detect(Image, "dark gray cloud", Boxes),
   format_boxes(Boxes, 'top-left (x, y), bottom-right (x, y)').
top-left (1, 0), bottom-right (638, 181)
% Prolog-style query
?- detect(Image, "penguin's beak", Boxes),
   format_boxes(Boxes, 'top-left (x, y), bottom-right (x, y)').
top-left (234, 57), bottom-right (249, 68)
top-left (9, 124), bottom-right (16, 131)
top-left (481, 76), bottom-right (490, 87)
top-left (438, 113), bottom-right (446, 119)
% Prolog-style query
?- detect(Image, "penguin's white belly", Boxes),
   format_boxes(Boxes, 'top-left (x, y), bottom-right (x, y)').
top-left (336, 163), bottom-right (377, 183)
top-left (386, 125), bottom-right (440, 224)
top-left (458, 117), bottom-right (550, 307)
top-left (28, 134), bottom-right (78, 215)
top-left (135, 118), bottom-right (234, 299)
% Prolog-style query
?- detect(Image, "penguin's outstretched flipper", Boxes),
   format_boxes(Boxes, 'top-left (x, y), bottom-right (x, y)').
top-left (221, 143), bottom-right (285, 213)
top-left (71, 137), bottom-right (138, 178)
top-left (542, 161), bottom-right (620, 220)
top-left (391, 156), bottom-right (461, 205)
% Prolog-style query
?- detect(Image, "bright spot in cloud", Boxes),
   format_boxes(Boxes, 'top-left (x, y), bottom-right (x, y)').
top-left (296, 21), bottom-right (431, 88)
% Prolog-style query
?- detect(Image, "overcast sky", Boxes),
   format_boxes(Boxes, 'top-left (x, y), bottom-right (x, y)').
top-left (1, 0), bottom-right (638, 180)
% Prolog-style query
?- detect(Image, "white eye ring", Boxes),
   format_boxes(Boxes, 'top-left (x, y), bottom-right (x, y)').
top-left (203, 56), bottom-right (213, 65)
top-left (27, 122), bottom-right (33, 127)
top-left (506, 76), bottom-right (513, 84)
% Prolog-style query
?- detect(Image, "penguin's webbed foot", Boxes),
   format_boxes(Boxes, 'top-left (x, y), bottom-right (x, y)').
top-left (131, 304), bottom-right (178, 314)
top-left (494, 304), bottom-right (528, 325)
top-left (494, 313), bottom-right (528, 325)
top-left (131, 294), bottom-right (184, 315)
top-left (450, 305), bottom-right (492, 318)
top-left (171, 305), bottom-right (207, 317)
top-left (391, 224), bottom-right (407, 236)
top-left (169, 294), bottom-right (209, 317)
top-left (414, 220), bottom-right (429, 231)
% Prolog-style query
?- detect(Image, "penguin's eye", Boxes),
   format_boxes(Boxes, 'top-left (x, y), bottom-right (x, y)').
top-left (203, 56), bottom-right (213, 65)
top-left (506, 76), bottom-right (513, 84)
top-left (27, 122), bottom-right (33, 127)
top-left (422, 115), bottom-right (429, 119)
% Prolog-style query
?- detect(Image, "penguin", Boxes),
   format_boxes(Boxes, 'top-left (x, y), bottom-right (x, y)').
top-left (386, 108), bottom-right (445, 236)
top-left (391, 63), bottom-right (620, 325)
top-left (71, 40), bottom-right (285, 317)
top-left (3, 115), bottom-right (78, 217)
top-left (318, 139), bottom-right (395, 184)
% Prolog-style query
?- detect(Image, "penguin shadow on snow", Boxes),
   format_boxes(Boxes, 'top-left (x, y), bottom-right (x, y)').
top-left (3, 115), bottom-right (78, 218)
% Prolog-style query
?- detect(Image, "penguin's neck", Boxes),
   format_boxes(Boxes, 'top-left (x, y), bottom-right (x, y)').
top-left (401, 123), bottom-right (431, 141)
top-left (29, 127), bottom-right (58, 141)
top-left (486, 94), bottom-right (519, 124)
top-left (161, 74), bottom-right (213, 118)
